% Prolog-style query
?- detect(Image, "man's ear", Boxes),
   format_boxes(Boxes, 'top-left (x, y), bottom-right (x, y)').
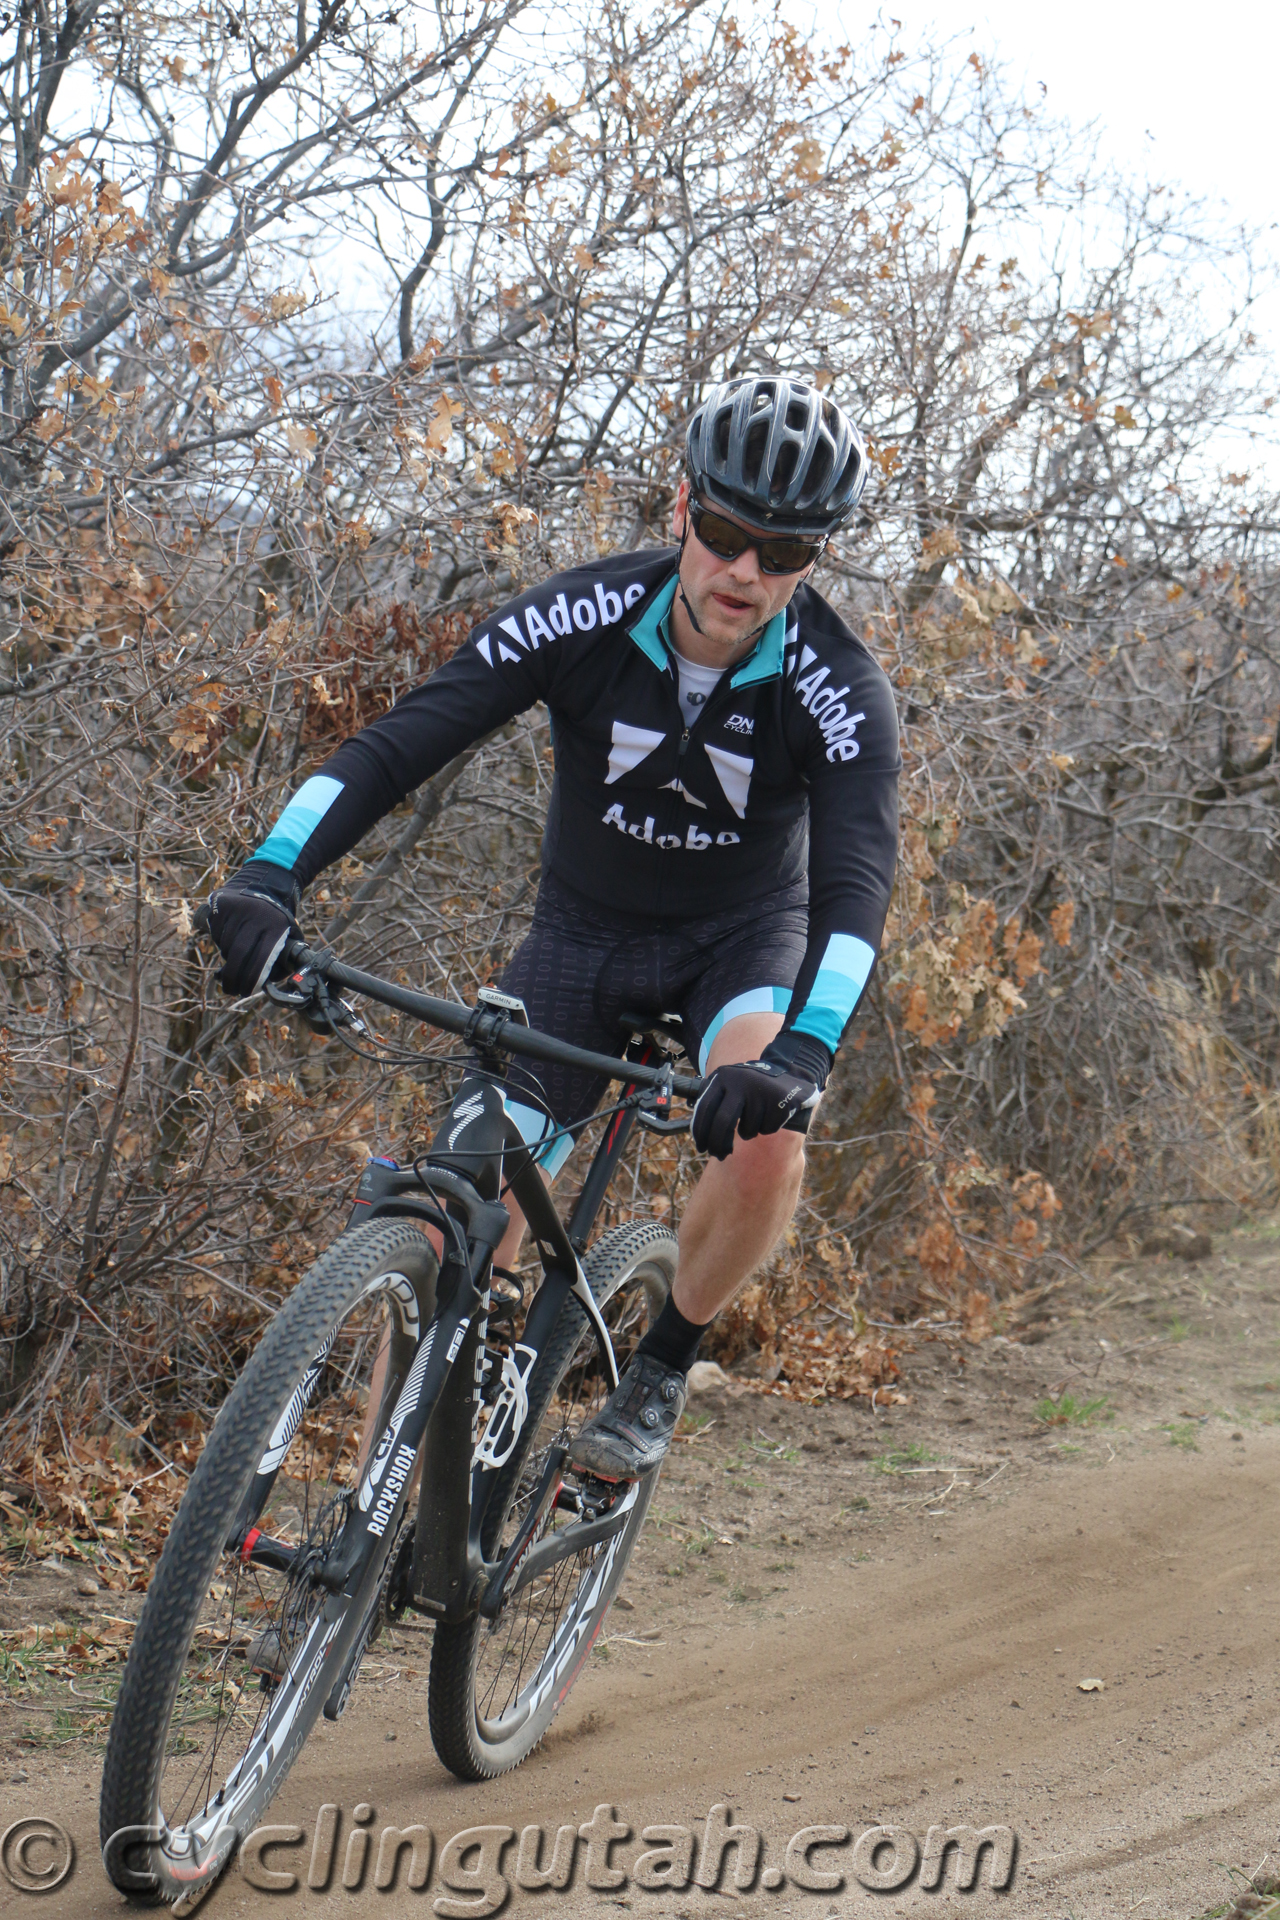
top-left (672, 477), bottom-right (689, 541)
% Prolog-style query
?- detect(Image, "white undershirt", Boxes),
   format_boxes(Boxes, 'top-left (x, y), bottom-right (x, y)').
top-left (674, 653), bottom-right (725, 729)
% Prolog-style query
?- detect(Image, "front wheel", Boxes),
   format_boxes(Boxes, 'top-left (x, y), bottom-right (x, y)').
top-left (428, 1219), bottom-right (678, 1779)
top-left (98, 1220), bottom-right (438, 1904)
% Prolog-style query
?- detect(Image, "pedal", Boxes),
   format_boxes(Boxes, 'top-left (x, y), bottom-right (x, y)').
top-left (572, 1474), bottom-right (628, 1516)
top-left (246, 1626), bottom-right (287, 1685)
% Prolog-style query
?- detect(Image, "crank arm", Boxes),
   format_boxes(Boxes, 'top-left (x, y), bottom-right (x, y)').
top-left (505, 1500), bottom-right (634, 1599)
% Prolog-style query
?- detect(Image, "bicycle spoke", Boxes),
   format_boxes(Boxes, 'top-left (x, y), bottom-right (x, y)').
top-left (150, 1290), bottom-right (397, 1831)
top-left (467, 1262), bottom-right (653, 1742)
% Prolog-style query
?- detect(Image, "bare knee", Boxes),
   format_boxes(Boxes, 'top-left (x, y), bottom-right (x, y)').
top-left (723, 1127), bottom-right (805, 1194)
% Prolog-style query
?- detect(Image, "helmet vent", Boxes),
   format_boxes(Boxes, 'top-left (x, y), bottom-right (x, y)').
top-left (685, 374), bottom-right (867, 535)
top-left (773, 439), bottom-right (800, 496)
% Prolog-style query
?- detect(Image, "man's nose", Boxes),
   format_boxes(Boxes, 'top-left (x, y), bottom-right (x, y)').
top-left (724, 542), bottom-right (761, 587)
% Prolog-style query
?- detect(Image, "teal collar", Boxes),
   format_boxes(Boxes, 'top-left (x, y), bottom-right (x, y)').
top-left (625, 573), bottom-right (678, 672)
top-left (625, 571), bottom-right (789, 686)
top-left (729, 607), bottom-right (788, 687)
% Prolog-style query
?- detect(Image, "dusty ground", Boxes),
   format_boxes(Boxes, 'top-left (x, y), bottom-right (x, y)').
top-left (4, 1220), bottom-right (1280, 1919)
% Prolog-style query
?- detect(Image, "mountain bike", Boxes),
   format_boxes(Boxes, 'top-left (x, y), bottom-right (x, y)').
top-left (99, 938), bottom-right (703, 1904)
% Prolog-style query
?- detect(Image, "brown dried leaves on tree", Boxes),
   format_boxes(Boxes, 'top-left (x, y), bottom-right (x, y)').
top-left (2, 2), bottom-right (1278, 1494)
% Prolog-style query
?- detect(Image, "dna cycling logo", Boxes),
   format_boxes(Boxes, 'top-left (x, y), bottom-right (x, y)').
top-left (724, 714), bottom-right (754, 735)
top-left (786, 643), bottom-right (866, 763)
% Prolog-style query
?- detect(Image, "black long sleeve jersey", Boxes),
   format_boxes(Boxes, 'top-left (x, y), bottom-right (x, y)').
top-left (246, 547), bottom-right (901, 1060)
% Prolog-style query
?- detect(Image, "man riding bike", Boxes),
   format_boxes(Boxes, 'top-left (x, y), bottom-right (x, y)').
top-left (202, 374), bottom-right (900, 1484)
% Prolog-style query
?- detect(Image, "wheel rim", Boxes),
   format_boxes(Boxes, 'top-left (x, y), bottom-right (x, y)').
top-left (469, 1254), bottom-right (666, 1752)
top-left (148, 1268), bottom-right (421, 1865)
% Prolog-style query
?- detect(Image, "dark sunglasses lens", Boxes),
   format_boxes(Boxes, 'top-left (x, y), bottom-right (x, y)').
top-left (692, 502), bottom-right (821, 573)
top-left (693, 508), bottom-right (751, 559)
top-left (759, 539), bottom-right (820, 573)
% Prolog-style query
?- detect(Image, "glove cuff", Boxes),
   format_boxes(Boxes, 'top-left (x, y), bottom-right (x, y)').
top-left (761, 1029), bottom-right (833, 1090)
top-left (231, 860), bottom-right (302, 915)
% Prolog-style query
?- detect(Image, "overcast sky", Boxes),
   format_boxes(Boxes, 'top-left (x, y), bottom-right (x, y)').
top-left (871, 0), bottom-right (1279, 240)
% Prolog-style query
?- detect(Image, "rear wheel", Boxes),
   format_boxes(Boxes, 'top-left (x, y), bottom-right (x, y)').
top-left (99, 1220), bottom-right (437, 1904)
top-left (428, 1219), bottom-right (677, 1779)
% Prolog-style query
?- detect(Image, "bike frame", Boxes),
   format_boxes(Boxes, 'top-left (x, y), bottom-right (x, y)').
top-left (240, 939), bottom-right (703, 1646)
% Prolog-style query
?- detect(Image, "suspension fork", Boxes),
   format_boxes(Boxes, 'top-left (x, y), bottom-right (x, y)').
top-left (306, 1114), bottom-right (512, 1599)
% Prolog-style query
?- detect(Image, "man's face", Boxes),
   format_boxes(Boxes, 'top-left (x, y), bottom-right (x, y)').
top-left (671, 478), bottom-right (816, 655)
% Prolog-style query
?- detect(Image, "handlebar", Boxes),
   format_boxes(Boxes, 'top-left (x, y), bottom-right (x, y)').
top-left (280, 939), bottom-right (707, 1102)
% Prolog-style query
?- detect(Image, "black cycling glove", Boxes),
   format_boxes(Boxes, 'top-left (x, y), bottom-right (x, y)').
top-left (690, 1030), bottom-right (831, 1162)
top-left (195, 862), bottom-right (301, 997)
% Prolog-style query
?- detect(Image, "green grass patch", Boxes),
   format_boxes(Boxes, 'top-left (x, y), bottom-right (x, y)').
top-left (1167, 1316), bottom-right (1192, 1342)
top-left (1161, 1420), bottom-right (1200, 1451)
top-left (872, 1443), bottom-right (937, 1475)
top-left (1034, 1394), bottom-right (1109, 1427)
top-left (678, 1411), bottom-right (716, 1436)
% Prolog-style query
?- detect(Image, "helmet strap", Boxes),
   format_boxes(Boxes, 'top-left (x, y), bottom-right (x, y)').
top-left (675, 520), bottom-right (767, 648)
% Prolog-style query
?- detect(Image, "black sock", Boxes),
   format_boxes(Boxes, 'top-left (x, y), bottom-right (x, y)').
top-left (636, 1294), bottom-right (712, 1374)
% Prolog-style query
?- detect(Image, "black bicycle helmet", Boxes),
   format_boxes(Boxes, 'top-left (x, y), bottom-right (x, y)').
top-left (684, 375), bottom-right (868, 536)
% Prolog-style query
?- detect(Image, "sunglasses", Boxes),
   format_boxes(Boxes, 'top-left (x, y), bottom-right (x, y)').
top-left (686, 497), bottom-right (826, 575)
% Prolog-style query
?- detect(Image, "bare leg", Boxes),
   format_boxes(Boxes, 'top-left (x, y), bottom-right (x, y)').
top-left (672, 1012), bottom-right (806, 1324)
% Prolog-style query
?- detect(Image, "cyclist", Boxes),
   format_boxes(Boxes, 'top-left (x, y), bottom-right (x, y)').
top-left (202, 375), bottom-right (900, 1483)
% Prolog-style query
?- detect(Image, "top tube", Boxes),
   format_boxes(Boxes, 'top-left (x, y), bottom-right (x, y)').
top-left (283, 940), bottom-right (706, 1101)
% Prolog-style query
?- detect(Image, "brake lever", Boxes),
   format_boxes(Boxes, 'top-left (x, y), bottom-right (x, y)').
top-left (633, 1061), bottom-right (691, 1135)
top-left (635, 1110), bottom-right (691, 1136)
top-left (264, 966), bottom-right (369, 1039)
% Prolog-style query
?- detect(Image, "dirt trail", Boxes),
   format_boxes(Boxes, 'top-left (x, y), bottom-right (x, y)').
top-left (6, 1222), bottom-right (1280, 1919)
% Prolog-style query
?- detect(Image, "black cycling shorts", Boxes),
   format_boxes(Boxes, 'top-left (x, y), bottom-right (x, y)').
top-left (494, 874), bottom-right (809, 1174)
